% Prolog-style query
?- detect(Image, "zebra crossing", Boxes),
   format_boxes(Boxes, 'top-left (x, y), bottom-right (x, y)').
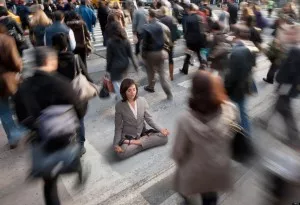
top-left (92, 22), bottom-right (134, 53)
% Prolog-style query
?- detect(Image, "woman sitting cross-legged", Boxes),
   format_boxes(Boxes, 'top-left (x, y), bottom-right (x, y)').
top-left (113, 78), bottom-right (169, 159)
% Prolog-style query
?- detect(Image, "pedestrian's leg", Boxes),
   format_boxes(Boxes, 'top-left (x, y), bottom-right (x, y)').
top-left (157, 54), bottom-right (173, 99)
top-left (197, 48), bottom-right (207, 69)
top-left (112, 81), bottom-right (122, 100)
top-left (144, 54), bottom-right (156, 90)
top-left (234, 98), bottom-right (251, 136)
top-left (78, 118), bottom-right (86, 155)
top-left (264, 63), bottom-right (277, 84)
top-left (135, 33), bottom-right (141, 56)
top-left (275, 95), bottom-right (299, 144)
top-left (43, 177), bottom-right (60, 205)
top-left (168, 46), bottom-right (174, 81)
top-left (181, 53), bottom-right (191, 74)
top-left (0, 98), bottom-right (27, 147)
top-left (117, 144), bottom-right (143, 159)
top-left (201, 192), bottom-right (218, 205)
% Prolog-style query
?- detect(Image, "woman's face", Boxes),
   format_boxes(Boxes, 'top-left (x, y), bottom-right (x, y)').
top-left (126, 84), bottom-right (137, 101)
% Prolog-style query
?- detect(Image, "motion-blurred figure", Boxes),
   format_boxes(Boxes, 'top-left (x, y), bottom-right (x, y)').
top-left (173, 71), bottom-right (238, 205)
top-left (14, 47), bottom-right (88, 205)
top-left (0, 24), bottom-right (28, 149)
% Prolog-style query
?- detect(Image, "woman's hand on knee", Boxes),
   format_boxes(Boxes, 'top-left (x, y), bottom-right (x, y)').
top-left (160, 128), bottom-right (170, 136)
top-left (114, 145), bottom-right (124, 153)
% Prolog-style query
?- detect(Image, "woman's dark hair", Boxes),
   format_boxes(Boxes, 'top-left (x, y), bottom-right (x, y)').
top-left (189, 71), bottom-right (228, 114)
top-left (120, 78), bottom-right (138, 102)
top-left (108, 22), bottom-right (127, 40)
top-left (52, 33), bottom-right (69, 52)
top-left (65, 10), bottom-right (81, 22)
top-left (0, 6), bottom-right (9, 18)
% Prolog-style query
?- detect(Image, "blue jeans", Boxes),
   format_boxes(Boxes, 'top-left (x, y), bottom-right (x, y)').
top-left (0, 98), bottom-right (28, 145)
top-left (112, 81), bottom-right (122, 101)
top-left (232, 98), bottom-right (251, 136)
top-left (78, 119), bottom-right (85, 146)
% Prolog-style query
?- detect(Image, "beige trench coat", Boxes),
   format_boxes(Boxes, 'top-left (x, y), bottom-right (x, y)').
top-left (172, 102), bottom-right (238, 196)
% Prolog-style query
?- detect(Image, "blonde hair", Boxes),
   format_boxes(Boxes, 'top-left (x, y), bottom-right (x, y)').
top-left (30, 10), bottom-right (52, 27)
top-left (113, 2), bottom-right (121, 9)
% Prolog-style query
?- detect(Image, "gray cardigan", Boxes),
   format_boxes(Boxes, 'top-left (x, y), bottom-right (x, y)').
top-left (113, 97), bottom-right (162, 146)
top-left (132, 7), bottom-right (148, 34)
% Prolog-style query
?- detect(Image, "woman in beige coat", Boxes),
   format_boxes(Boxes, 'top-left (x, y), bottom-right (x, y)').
top-left (173, 71), bottom-right (238, 205)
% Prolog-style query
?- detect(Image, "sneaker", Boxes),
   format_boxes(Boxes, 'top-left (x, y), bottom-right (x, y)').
top-left (144, 86), bottom-right (155, 93)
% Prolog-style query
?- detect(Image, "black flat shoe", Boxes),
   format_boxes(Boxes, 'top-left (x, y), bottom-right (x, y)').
top-left (263, 78), bottom-right (273, 84)
top-left (179, 69), bottom-right (188, 75)
top-left (144, 86), bottom-right (155, 93)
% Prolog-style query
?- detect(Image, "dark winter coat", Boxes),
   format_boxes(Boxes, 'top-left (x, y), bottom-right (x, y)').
top-left (66, 20), bottom-right (91, 49)
top-left (14, 70), bottom-right (87, 130)
top-left (106, 38), bottom-right (137, 81)
top-left (184, 13), bottom-right (206, 48)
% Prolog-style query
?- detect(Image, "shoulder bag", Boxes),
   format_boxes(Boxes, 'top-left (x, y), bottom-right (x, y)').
top-left (71, 55), bottom-right (99, 101)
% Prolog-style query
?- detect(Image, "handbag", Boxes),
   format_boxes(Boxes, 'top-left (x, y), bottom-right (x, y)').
top-left (230, 122), bottom-right (255, 164)
top-left (82, 25), bottom-right (93, 54)
top-left (102, 74), bottom-right (114, 93)
top-left (71, 55), bottom-right (99, 101)
top-left (30, 142), bottom-right (81, 178)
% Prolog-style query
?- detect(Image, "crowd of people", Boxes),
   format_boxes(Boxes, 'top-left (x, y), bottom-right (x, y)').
top-left (0, 0), bottom-right (300, 204)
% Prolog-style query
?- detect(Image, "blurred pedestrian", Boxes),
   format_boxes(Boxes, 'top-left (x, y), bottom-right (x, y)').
top-left (109, 1), bottom-right (126, 28)
top-left (227, 0), bottom-right (238, 26)
top-left (0, 6), bottom-right (27, 56)
top-left (44, 11), bottom-right (76, 51)
top-left (113, 78), bottom-right (169, 159)
top-left (0, 24), bottom-right (28, 149)
top-left (76, 0), bottom-right (96, 41)
top-left (56, 0), bottom-right (65, 11)
top-left (97, 0), bottom-right (110, 46)
top-left (65, 10), bottom-right (91, 66)
top-left (159, 6), bottom-right (180, 81)
top-left (52, 33), bottom-right (92, 155)
top-left (29, 9), bottom-right (52, 46)
top-left (218, 3), bottom-right (230, 32)
top-left (14, 47), bottom-right (88, 205)
top-left (132, 1), bottom-right (148, 56)
top-left (267, 0), bottom-right (275, 18)
top-left (43, 0), bottom-right (57, 20)
top-left (142, 9), bottom-right (173, 100)
top-left (16, 0), bottom-right (30, 30)
top-left (224, 26), bottom-right (258, 136)
top-left (173, 71), bottom-right (238, 205)
top-left (106, 22), bottom-right (138, 100)
top-left (181, 3), bottom-right (207, 74)
top-left (64, 0), bottom-right (76, 11)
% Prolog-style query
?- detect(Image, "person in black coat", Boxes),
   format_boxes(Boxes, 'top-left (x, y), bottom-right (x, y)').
top-left (106, 22), bottom-right (138, 101)
top-left (180, 3), bottom-right (207, 74)
top-left (227, 0), bottom-right (238, 25)
top-left (14, 47), bottom-right (87, 205)
top-left (52, 32), bottom-right (93, 155)
top-left (97, 1), bottom-right (110, 46)
top-left (224, 28), bottom-right (257, 136)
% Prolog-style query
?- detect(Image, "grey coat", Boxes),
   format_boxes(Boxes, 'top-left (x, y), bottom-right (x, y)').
top-left (113, 97), bottom-right (162, 146)
top-left (132, 7), bottom-right (148, 34)
top-left (172, 102), bottom-right (238, 196)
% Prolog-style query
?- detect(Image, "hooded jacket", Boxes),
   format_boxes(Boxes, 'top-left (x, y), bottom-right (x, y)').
top-left (173, 102), bottom-right (238, 196)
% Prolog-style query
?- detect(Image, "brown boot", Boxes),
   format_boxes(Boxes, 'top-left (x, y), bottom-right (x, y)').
top-left (169, 64), bottom-right (174, 81)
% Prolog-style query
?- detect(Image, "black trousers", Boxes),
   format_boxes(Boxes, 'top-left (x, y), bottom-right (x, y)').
top-left (168, 46), bottom-right (174, 65)
top-left (265, 63), bottom-right (278, 83)
top-left (44, 177), bottom-right (60, 205)
top-left (74, 47), bottom-right (87, 67)
top-left (182, 45), bottom-right (206, 73)
top-left (135, 32), bottom-right (143, 56)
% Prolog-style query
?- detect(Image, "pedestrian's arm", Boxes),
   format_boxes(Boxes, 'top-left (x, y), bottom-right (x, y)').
top-left (91, 9), bottom-right (97, 26)
top-left (106, 41), bottom-right (112, 72)
top-left (68, 29), bottom-right (76, 51)
top-left (13, 20), bottom-right (24, 35)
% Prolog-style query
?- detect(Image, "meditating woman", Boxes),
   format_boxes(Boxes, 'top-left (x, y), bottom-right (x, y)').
top-left (113, 78), bottom-right (169, 159)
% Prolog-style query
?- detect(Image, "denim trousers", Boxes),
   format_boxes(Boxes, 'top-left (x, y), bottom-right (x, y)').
top-left (0, 98), bottom-right (28, 145)
top-left (78, 118), bottom-right (85, 146)
top-left (112, 81), bottom-right (122, 101)
top-left (232, 97), bottom-right (251, 136)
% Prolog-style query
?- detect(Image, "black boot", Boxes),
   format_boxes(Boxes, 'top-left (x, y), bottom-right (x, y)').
top-left (180, 54), bottom-right (190, 75)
